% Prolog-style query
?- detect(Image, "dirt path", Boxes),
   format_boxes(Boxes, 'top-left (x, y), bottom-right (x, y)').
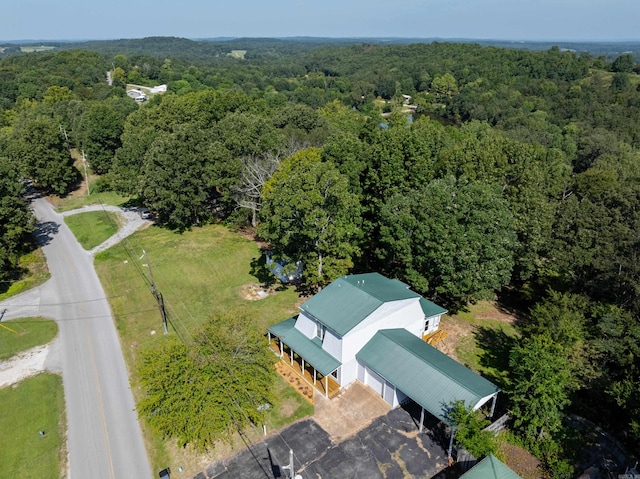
top-left (0, 345), bottom-right (50, 388)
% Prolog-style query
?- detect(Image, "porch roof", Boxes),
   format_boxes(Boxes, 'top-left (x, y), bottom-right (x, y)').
top-left (357, 329), bottom-right (499, 420)
top-left (268, 318), bottom-right (341, 376)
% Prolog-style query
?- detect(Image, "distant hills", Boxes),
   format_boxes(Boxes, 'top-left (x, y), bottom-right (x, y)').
top-left (2, 36), bottom-right (639, 61)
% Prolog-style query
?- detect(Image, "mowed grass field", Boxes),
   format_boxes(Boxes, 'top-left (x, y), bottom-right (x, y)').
top-left (94, 223), bottom-right (307, 472)
top-left (0, 317), bottom-right (58, 361)
top-left (64, 210), bottom-right (122, 250)
top-left (0, 374), bottom-right (66, 479)
top-left (0, 317), bottom-right (64, 479)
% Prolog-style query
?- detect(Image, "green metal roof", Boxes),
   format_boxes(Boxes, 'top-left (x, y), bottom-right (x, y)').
top-left (268, 317), bottom-right (296, 336)
top-left (420, 297), bottom-right (448, 318)
top-left (300, 273), bottom-right (446, 337)
top-left (356, 329), bottom-right (499, 420)
top-left (268, 318), bottom-right (341, 376)
top-left (459, 454), bottom-right (522, 479)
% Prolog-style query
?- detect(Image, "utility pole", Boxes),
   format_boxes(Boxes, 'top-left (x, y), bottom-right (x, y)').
top-left (59, 124), bottom-right (70, 150)
top-left (281, 449), bottom-right (302, 479)
top-left (81, 150), bottom-right (90, 196)
top-left (143, 249), bottom-right (168, 334)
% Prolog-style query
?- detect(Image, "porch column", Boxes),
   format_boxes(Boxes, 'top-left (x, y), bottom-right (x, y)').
top-left (279, 340), bottom-right (283, 358)
top-left (301, 358), bottom-right (305, 378)
top-left (419, 407), bottom-right (425, 433)
top-left (267, 332), bottom-right (271, 344)
top-left (313, 369), bottom-right (316, 385)
top-left (290, 348), bottom-right (293, 365)
top-left (489, 394), bottom-right (497, 418)
top-left (325, 376), bottom-right (328, 398)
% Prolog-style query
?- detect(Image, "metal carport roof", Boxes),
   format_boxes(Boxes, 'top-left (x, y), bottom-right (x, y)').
top-left (357, 329), bottom-right (499, 420)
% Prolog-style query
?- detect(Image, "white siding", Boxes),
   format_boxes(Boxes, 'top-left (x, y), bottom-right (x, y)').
top-left (366, 367), bottom-right (384, 396)
top-left (341, 358), bottom-right (359, 386)
top-left (383, 380), bottom-right (395, 405)
top-left (342, 299), bottom-right (424, 367)
top-left (294, 312), bottom-right (316, 339)
top-left (357, 362), bottom-right (365, 383)
top-left (425, 314), bottom-right (442, 335)
top-left (322, 329), bottom-right (342, 362)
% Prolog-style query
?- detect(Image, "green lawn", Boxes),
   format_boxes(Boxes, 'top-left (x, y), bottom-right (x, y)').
top-left (449, 302), bottom-right (520, 388)
top-left (0, 317), bottom-right (58, 361)
top-left (64, 211), bottom-right (122, 250)
top-left (0, 249), bottom-right (50, 301)
top-left (0, 374), bottom-right (66, 479)
top-left (95, 223), bottom-right (304, 471)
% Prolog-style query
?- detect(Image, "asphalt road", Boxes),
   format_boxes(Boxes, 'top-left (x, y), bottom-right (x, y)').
top-left (1, 196), bottom-right (152, 479)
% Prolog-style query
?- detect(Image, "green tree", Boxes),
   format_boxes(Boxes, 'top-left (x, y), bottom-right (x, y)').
top-left (78, 98), bottom-right (136, 174)
top-left (140, 124), bottom-right (226, 230)
top-left (508, 334), bottom-right (577, 439)
top-left (258, 148), bottom-right (362, 288)
top-left (8, 113), bottom-right (78, 195)
top-left (611, 53), bottom-right (635, 73)
top-left (431, 72), bottom-right (458, 101)
top-left (138, 313), bottom-right (276, 451)
top-left (444, 400), bottom-right (499, 459)
top-left (0, 156), bottom-right (35, 286)
top-left (377, 176), bottom-right (517, 308)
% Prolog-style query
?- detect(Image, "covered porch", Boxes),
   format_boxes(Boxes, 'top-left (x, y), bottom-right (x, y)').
top-left (268, 318), bottom-right (341, 400)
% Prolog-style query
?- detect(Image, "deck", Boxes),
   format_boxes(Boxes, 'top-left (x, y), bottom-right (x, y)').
top-left (423, 329), bottom-right (448, 345)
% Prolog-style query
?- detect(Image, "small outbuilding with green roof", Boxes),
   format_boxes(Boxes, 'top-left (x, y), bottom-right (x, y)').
top-left (459, 454), bottom-right (522, 479)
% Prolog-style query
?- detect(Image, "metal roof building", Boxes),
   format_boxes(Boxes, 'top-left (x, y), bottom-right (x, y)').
top-left (300, 273), bottom-right (446, 337)
top-left (459, 454), bottom-right (522, 479)
top-left (357, 329), bottom-right (500, 421)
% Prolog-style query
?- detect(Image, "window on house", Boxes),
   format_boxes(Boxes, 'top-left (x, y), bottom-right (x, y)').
top-left (316, 322), bottom-right (326, 340)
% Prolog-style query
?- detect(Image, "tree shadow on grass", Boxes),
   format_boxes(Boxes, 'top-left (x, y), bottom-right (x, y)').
top-left (473, 326), bottom-right (518, 388)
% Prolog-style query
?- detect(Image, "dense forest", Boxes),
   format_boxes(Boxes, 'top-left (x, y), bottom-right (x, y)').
top-left (0, 38), bottom-right (639, 477)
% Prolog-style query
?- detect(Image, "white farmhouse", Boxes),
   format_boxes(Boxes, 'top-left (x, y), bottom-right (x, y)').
top-left (268, 272), bottom-right (499, 428)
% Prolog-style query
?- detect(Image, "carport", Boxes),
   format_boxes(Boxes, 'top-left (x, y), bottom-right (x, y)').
top-left (356, 329), bottom-right (500, 453)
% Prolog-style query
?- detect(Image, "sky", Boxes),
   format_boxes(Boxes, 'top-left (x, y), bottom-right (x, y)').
top-left (2, 0), bottom-right (639, 42)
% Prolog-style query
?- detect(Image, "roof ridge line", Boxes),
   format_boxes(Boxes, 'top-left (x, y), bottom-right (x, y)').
top-left (346, 275), bottom-right (418, 303)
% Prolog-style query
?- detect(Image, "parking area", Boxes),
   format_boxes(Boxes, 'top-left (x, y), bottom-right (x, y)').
top-left (194, 403), bottom-right (448, 479)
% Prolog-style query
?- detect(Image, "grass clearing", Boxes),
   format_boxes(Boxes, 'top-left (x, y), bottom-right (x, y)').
top-left (0, 373), bottom-right (66, 479)
top-left (440, 300), bottom-right (520, 388)
top-left (95, 224), bottom-right (304, 472)
top-left (0, 317), bottom-right (58, 361)
top-left (64, 210), bottom-right (122, 250)
top-left (0, 248), bottom-right (50, 301)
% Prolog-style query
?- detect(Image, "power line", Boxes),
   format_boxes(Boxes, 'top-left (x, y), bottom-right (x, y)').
top-left (49, 192), bottom-right (305, 476)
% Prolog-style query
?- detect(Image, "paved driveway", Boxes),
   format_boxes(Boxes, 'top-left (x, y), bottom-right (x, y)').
top-left (195, 405), bottom-right (448, 479)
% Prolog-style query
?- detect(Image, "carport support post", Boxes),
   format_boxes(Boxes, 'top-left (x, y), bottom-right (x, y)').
top-left (325, 376), bottom-right (328, 398)
top-left (447, 427), bottom-right (455, 459)
top-left (489, 394), bottom-right (497, 418)
top-left (419, 407), bottom-right (425, 433)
